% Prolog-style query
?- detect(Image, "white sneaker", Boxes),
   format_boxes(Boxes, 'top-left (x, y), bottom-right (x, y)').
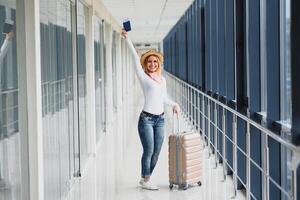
top-left (139, 178), bottom-right (144, 186)
top-left (141, 179), bottom-right (159, 190)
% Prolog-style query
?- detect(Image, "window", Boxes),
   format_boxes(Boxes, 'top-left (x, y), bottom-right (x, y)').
top-left (112, 31), bottom-right (117, 112)
top-left (76, 1), bottom-right (89, 168)
top-left (0, 4), bottom-right (18, 139)
top-left (94, 17), bottom-right (105, 140)
top-left (0, 2), bottom-right (21, 199)
top-left (280, 0), bottom-right (292, 198)
top-left (280, 0), bottom-right (291, 125)
top-left (224, 0), bottom-right (235, 103)
top-left (40, 0), bottom-right (77, 197)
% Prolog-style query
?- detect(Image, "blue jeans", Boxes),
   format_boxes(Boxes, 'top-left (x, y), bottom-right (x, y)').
top-left (138, 111), bottom-right (165, 178)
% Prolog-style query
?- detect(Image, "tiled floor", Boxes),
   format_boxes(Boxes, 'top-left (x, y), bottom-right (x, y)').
top-left (66, 88), bottom-right (246, 200)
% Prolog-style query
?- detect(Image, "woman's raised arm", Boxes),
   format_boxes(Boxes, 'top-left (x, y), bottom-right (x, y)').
top-left (122, 30), bottom-right (146, 81)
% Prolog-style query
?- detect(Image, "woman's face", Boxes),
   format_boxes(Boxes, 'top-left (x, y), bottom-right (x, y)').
top-left (146, 55), bottom-right (159, 73)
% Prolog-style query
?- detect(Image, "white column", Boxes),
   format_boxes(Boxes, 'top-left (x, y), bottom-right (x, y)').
top-left (85, 6), bottom-right (96, 155)
top-left (104, 23), bottom-right (113, 126)
top-left (18, 0), bottom-right (44, 199)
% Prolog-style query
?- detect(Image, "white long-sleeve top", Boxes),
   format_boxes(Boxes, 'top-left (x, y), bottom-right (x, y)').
top-left (126, 37), bottom-right (177, 115)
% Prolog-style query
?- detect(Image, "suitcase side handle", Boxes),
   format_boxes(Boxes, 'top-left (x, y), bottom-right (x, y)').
top-left (173, 113), bottom-right (180, 134)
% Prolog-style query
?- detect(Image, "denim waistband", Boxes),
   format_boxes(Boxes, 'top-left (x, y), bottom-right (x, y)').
top-left (141, 110), bottom-right (164, 118)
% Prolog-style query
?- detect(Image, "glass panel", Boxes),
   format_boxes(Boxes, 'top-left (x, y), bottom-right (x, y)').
top-left (94, 17), bottom-right (105, 141)
top-left (121, 40), bottom-right (125, 101)
top-left (67, 2), bottom-right (76, 180)
top-left (281, 0), bottom-right (291, 125)
top-left (76, 1), bottom-right (88, 167)
top-left (280, 1), bottom-right (292, 199)
top-left (0, 1), bottom-right (21, 200)
top-left (112, 31), bottom-right (117, 112)
top-left (40, 0), bottom-right (74, 199)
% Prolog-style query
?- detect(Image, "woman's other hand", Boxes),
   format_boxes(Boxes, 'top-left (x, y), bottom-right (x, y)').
top-left (173, 104), bottom-right (181, 116)
top-left (5, 31), bottom-right (14, 41)
top-left (121, 29), bottom-right (128, 39)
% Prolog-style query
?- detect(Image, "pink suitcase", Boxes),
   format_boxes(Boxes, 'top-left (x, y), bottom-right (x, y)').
top-left (168, 115), bottom-right (203, 190)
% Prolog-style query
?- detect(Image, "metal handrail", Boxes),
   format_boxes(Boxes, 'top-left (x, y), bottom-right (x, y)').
top-left (166, 72), bottom-right (300, 153)
top-left (165, 71), bottom-right (300, 200)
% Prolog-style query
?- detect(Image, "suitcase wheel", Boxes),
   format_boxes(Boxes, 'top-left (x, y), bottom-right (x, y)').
top-left (197, 181), bottom-right (202, 186)
top-left (180, 183), bottom-right (188, 190)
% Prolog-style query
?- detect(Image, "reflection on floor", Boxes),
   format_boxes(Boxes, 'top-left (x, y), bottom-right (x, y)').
top-left (66, 88), bottom-right (246, 200)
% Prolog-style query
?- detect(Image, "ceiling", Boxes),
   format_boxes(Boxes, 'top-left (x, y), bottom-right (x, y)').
top-left (101, 0), bottom-right (194, 44)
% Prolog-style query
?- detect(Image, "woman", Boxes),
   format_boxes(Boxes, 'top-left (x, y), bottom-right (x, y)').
top-left (121, 30), bottom-right (180, 190)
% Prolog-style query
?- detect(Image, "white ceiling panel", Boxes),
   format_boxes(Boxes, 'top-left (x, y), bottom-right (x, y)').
top-left (101, 0), bottom-right (194, 44)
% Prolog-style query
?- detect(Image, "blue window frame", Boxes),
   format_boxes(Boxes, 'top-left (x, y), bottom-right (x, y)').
top-left (224, 0), bottom-right (235, 104)
top-left (217, 0), bottom-right (225, 98)
top-left (204, 0), bottom-right (211, 93)
top-left (291, 0), bottom-right (300, 145)
top-left (290, 0), bottom-right (300, 196)
top-left (235, 0), bottom-right (247, 190)
top-left (265, 1), bottom-right (281, 200)
top-left (210, 0), bottom-right (218, 95)
top-left (247, 0), bottom-right (263, 198)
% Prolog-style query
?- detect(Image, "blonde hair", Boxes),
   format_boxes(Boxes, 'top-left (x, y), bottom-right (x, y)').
top-left (142, 55), bottom-right (162, 76)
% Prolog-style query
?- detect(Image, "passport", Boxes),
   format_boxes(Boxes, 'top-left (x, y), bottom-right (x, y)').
top-left (3, 23), bottom-right (14, 34)
top-left (123, 20), bottom-right (131, 32)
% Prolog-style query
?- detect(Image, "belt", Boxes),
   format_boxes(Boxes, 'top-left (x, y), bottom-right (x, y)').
top-left (141, 110), bottom-right (164, 117)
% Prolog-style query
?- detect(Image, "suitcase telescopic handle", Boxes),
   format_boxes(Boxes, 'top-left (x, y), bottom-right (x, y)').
top-left (173, 113), bottom-right (180, 134)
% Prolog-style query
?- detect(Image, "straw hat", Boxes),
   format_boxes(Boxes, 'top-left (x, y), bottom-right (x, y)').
top-left (140, 50), bottom-right (164, 68)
